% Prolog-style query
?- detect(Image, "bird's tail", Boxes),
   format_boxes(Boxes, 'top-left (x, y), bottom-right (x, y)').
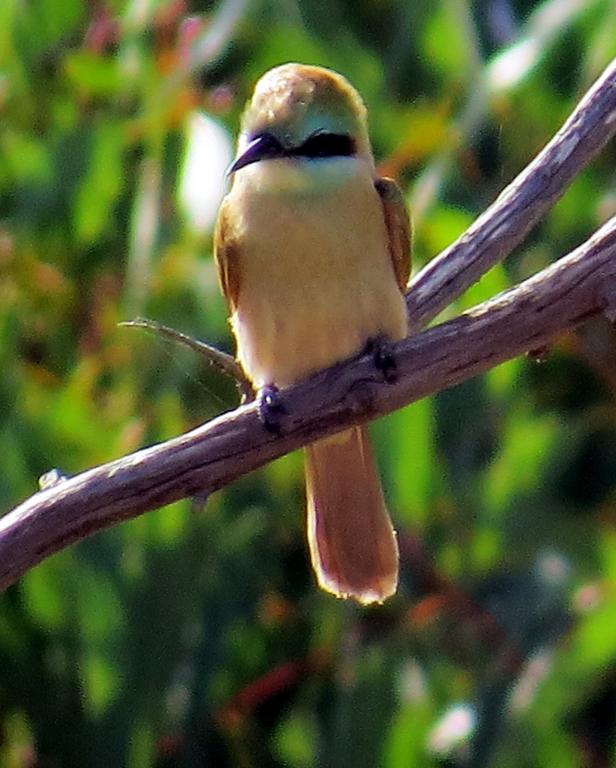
top-left (304, 426), bottom-right (398, 604)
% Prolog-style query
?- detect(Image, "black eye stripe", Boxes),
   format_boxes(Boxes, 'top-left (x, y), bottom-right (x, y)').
top-left (291, 133), bottom-right (356, 158)
top-left (242, 131), bottom-right (356, 163)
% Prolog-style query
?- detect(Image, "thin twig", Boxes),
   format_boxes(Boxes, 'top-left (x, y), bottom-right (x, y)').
top-left (120, 318), bottom-right (253, 398)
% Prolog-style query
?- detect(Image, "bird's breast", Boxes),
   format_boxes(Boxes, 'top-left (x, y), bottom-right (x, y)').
top-left (228, 168), bottom-right (407, 387)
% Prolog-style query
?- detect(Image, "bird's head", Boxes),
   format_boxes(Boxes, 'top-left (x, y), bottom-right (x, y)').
top-left (227, 64), bottom-right (374, 188)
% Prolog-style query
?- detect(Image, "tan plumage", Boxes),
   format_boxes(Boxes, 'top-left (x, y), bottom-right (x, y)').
top-left (214, 64), bottom-right (411, 603)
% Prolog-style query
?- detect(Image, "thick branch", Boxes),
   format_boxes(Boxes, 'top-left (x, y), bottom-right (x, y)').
top-left (407, 57), bottom-right (616, 330)
top-left (1, 59), bottom-right (615, 592)
top-left (1, 216), bottom-right (614, 593)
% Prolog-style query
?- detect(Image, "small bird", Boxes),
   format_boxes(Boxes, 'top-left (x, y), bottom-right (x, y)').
top-left (214, 63), bottom-right (411, 604)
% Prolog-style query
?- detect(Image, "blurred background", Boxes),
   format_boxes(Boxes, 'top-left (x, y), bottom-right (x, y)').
top-left (1, 0), bottom-right (616, 765)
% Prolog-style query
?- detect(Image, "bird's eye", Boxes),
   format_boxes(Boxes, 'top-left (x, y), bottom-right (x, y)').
top-left (251, 132), bottom-right (285, 157)
top-left (294, 133), bottom-right (356, 158)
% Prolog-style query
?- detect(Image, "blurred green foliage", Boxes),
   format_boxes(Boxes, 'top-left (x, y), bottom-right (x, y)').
top-left (1, 0), bottom-right (616, 766)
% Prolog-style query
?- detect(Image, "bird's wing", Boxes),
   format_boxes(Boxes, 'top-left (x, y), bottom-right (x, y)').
top-left (375, 177), bottom-right (411, 293)
top-left (213, 197), bottom-right (242, 312)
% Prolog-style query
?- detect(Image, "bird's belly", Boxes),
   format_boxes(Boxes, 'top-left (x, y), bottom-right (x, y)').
top-left (230, 188), bottom-right (408, 388)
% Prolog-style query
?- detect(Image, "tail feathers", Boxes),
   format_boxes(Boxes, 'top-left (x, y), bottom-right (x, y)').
top-left (304, 426), bottom-right (398, 604)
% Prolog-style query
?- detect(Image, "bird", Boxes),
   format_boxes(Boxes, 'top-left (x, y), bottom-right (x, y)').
top-left (214, 63), bottom-right (411, 604)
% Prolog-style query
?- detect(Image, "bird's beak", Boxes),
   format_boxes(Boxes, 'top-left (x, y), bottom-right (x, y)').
top-left (227, 134), bottom-right (285, 175)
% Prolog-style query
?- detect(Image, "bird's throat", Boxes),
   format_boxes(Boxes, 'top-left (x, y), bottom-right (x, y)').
top-left (237, 156), bottom-right (364, 197)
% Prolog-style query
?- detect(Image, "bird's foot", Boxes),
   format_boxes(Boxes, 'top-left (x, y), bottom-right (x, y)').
top-left (257, 384), bottom-right (285, 433)
top-left (368, 337), bottom-right (398, 383)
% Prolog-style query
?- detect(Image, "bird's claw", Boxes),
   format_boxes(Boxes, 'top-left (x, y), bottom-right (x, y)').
top-left (369, 338), bottom-right (398, 383)
top-left (257, 384), bottom-right (285, 433)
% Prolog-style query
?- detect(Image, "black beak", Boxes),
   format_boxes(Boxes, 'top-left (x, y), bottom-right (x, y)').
top-left (227, 133), bottom-right (285, 175)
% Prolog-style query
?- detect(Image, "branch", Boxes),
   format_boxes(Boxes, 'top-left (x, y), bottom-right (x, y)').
top-left (1, 59), bottom-right (615, 593)
top-left (407, 57), bottom-right (616, 330)
top-left (1, 216), bottom-right (615, 592)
